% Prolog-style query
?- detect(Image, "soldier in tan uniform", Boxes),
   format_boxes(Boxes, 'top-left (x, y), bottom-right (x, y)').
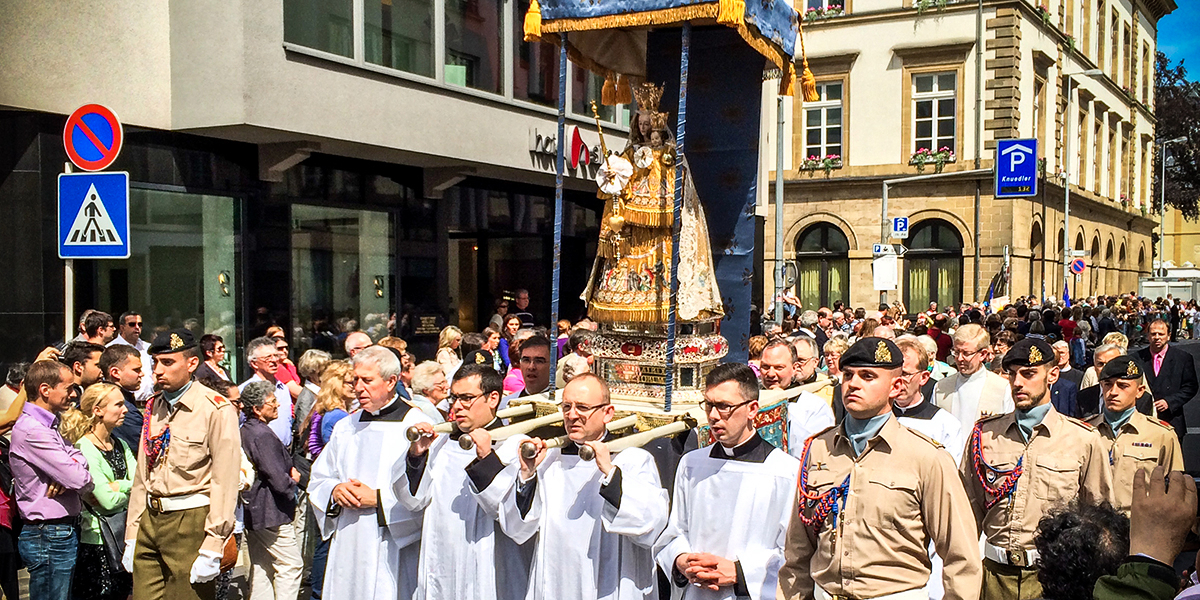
top-left (960, 338), bottom-right (1113, 600)
top-left (778, 337), bottom-right (982, 600)
top-left (1086, 354), bottom-right (1183, 515)
top-left (122, 329), bottom-right (241, 600)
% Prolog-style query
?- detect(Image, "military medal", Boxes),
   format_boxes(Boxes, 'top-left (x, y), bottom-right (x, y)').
top-left (970, 424), bottom-right (1022, 509)
top-left (142, 398), bottom-right (171, 466)
top-left (796, 436), bottom-right (850, 532)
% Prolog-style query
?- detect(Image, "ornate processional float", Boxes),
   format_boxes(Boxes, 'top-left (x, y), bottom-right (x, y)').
top-left (473, 0), bottom-right (825, 457)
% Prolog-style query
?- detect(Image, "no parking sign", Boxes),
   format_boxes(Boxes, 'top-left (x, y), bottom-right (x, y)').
top-left (63, 104), bottom-right (124, 171)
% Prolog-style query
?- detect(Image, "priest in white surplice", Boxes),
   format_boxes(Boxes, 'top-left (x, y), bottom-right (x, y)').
top-left (307, 346), bottom-right (433, 600)
top-left (397, 362), bottom-right (531, 600)
top-left (503, 373), bottom-right (669, 600)
top-left (654, 363), bottom-right (800, 600)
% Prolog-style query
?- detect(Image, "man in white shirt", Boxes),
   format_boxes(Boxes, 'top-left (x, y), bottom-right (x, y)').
top-left (654, 363), bottom-right (799, 600)
top-left (240, 336), bottom-right (294, 449)
top-left (758, 341), bottom-right (834, 456)
top-left (107, 311), bottom-right (155, 401)
top-left (933, 324), bottom-right (1013, 432)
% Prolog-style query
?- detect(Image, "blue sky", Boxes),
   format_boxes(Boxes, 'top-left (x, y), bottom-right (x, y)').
top-left (1159, 2), bottom-right (1200, 79)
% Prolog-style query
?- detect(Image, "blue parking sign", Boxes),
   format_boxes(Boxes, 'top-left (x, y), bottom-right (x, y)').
top-left (995, 139), bottom-right (1038, 199)
top-left (58, 172), bottom-right (130, 259)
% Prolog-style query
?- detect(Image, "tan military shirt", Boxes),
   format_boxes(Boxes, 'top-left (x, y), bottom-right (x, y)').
top-left (777, 415), bottom-right (982, 600)
top-left (1086, 410), bottom-right (1183, 514)
top-left (960, 405), bottom-right (1113, 560)
top-left (126, 381), bottom-right (241, 555)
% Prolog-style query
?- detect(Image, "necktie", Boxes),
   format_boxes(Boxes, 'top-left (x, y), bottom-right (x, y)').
top-left (1155, 353), bottom-right (1164, 376)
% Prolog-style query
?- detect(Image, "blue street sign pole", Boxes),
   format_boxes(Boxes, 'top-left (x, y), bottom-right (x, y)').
top-left (995, 139), bottom-right (1038, 199)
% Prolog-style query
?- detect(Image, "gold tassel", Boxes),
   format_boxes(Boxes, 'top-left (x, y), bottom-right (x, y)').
top-left (523, 0), bottom-right (542, 42)
top-left (615, 74), bottom-right (633, 105)
top-left (801, 61), bottom-right (818, 102)
top-left (780, 63), bottom-right (796, 96)
top-left (601, 74), bottom-right (618, 106)
top-left (717, 0), bottom-right (745, 26)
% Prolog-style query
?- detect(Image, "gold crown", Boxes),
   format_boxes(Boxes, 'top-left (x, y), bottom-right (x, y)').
top-left (875, 341), bottom-right (892, 364)
top-left (632, 82), bottom-right (664, 114)
top-left (170, 333), bottom-right (184, 350)
top-left (1126, 360), bottom-right (1139, 377)
top-left (650, 112), bottom-right (668, 131)
top-left (1028, 346), bottom-right (1043, 364)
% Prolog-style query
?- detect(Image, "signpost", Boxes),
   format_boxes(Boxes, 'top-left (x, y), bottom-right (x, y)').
top-left (995, 139), bottom-right (1038, 199)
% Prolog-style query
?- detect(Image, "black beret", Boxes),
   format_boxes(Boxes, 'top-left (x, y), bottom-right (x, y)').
top-left (1000, 338), bottom-right (1055, 370)
top-left (839, 337), bottom-right (903, 369)
top-left (1098, 355), bottom-right (1143, 381)
top-left (148, 329), bottom-right (197, 356)
top-left (463, 349), bottom-right (495, 370)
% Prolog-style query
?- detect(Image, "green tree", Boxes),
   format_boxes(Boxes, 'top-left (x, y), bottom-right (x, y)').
top-left (1154, 52), bottom-right (1200, 220)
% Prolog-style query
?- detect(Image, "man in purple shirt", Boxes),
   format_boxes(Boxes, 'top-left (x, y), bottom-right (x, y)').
top-left (11, 360), bottom-right (95, 600)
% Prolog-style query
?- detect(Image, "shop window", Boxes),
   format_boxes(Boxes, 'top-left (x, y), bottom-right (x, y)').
top-left (445, 0), bottom-right (503, 93)
top-left (904, 220), bottom-right (963, 311)
top-left (804, 82), bottom-right (843, 160)
top-left (366, 0), bottom-right (436, 76)
top-left (572, 70), bottom-right (631, 124)
top-left (912, 72), bottom-right (956, 154)
top-left (794, 223), bottom-right (849, 310)
top-left (513, 0), bottom-right (560, 107)
top-left (284, 0), bottom-right (354, 58)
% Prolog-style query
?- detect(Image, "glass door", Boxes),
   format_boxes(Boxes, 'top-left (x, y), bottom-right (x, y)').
top-left (291, 204), bottom-right (395, 358)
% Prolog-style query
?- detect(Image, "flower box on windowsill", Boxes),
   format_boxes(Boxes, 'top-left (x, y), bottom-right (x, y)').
top-left (799, 155), bottom-right (844, 176)
top-left (909, 148), bottom-right (955, 174)
top-left (804, 5), bottom-right (845, 22)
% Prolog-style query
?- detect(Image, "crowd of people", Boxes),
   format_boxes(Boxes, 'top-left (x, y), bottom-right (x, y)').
top-left (0, 291), bottom-right (1197, 600)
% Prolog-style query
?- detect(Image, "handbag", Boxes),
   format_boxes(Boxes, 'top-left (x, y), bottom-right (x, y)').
top-left (85, 503), bottom-right (128, 573)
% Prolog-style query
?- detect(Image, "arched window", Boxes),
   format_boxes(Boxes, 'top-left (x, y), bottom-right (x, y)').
top-left (794, 223), bottom-right (850, 309)
top-left (904, 219), bottom-right (963, 311)
top-left (1030, 222), bottom-right (1044, 297)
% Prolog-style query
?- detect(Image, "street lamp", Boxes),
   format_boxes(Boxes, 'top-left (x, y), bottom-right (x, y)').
top-left (1159, 136), bottom-right (1189, 275)
top-left (1061, 68), bottom-right (1102, 302)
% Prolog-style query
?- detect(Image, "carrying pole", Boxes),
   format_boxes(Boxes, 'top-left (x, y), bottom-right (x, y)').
top-left (548, 34), bottom-right (568, 401)
top-left (665, 23), bottom-right (691, 413)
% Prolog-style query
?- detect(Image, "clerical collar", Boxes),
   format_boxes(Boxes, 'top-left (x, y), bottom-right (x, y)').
top-left (163, 381), bottom-right (193, 409)
top-left (562, 432), bottom-right (609, 456)
top-left (894, 398), bottom-right (938, 420)
top-left (1104, 406), bottom-right (1136, 433)
top-left (1016, 403), bottom-right (1053, 442)
top-left (360, 394), bottom-right (410, 422)
top-left (844, 413), bottom-right (890, 457)
top-left (708, 431), bottom-right (772, 463)
top-left (449, 418), bottom-right (503, 440)
top-left (519, 385), bottom-right (550, 398)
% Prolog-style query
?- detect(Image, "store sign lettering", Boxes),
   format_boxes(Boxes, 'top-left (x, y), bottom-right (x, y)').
top-left (528, 126), bottom-right (602, 170)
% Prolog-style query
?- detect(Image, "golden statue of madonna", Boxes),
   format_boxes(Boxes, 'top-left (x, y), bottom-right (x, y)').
top-left (583, 83), bottom-right (724, 326)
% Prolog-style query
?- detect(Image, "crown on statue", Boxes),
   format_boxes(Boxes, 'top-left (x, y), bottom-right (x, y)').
top-left (650, 112), bottom-right (669, 131)
top-left (633, 82), bottom-right (664, 114)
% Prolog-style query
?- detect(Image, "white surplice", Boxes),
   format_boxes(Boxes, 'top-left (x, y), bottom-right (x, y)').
top-left (653, 436), bottom-right (800, 600)
top-left (307, 399), bottom-right (432, 600)
top-left (500, 445), bottom-right (669, 600)
top-left (395, 432), bottom-right (530, 600)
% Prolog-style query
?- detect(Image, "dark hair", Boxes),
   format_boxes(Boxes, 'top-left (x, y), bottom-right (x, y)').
top-left (1035, 500), bottom-right (1129, 600)
top-left (994, 330), bottom-right (1020, 347)
top-left (461, 332), bottom-right (487, 356)
top-left (119, 311), bottom-right (140, 326)
top-left (519, 335), bottom-right (552, 358)
top-left (761, 339), bottom-right (799, 363)
top-left (5, 362), bottom-right (29, 388)
top-left (83, 310), bottom-right (113, 337)
top-left (99, 345), bottom-right (141, 377)
top-left (454, 362), bottom-right (504, 397)
top-left (200, 334), bottom-right (224, 360)
top-left (198, 376), bottom-right (236, 397)
top-left (1149, 318), bottom-right (1170, 332)
top-left (568, 329), bottom-right (590, 354)
top-left (24, 360), bottom-right (71, 398)
top-left (705, 363), bottom-right (760, 404)
top-left (62, 341), bottom-right (105, 372)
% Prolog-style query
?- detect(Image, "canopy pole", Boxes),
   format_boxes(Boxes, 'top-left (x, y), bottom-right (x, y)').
top-left (548, 33), bottom-right (568, 401)
top-left (665, 23), bottom-right (691, 413)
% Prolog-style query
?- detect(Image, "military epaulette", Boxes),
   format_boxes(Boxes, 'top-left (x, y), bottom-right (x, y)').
top-left (1154, 418), bottom-right (1174, 431)
top-left (208, 394), bottom-right (230, 408)
top-left (805, 425), bottom-right (838, 444)
top-left (904, 426), bottom-right (944, 449)
top-left (975, 412), bottom-right (1007, 425)
top-left (1064, 416), bottom-right (1095, 431)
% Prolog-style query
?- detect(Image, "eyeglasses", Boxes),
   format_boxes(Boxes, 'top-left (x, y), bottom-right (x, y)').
top-left (125, 321), bottom-right (143, 328)
top-left (519, 356), bottom-right (549, 366)
top-left (251, 354), bottom-right (279, 364)
top-left (700, 399), bottom-right (753, 418)
top-left (560, 403), bottom-right (609, 417)
top-left (951, 348), bottom-right (984, 360)
top-left (449, 392), bottom-right (486, 407)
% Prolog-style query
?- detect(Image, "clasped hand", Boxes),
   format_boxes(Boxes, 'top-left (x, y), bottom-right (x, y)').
top-left (675, 552), bottom-right (737, 591)
top-left (332, 479), bottom-right (378, 509)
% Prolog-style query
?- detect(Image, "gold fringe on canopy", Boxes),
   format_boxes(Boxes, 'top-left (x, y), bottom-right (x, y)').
top-left (524, 0), bottom-right (543, 41)
top-left (716, 0), bottom-right (745, 26)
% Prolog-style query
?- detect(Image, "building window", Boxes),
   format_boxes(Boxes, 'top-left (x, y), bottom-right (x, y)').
top-left (1122, 24), bottom-right (1131, 89)
top-left (794, 223), bottom-right (849, 310)
top-left (904, 219), bottom-right (963, 311)
top-left (1108, 123), bottom-right (1117, 198)
top-left (1110, 10), bottom-right (1119, 80)
top-left (571, 70), bottom-right (630, 124)
top-left (513, 0), bottom-right (559, 107)
top-left (445, 0), bottom-right (504, 93)
top-left (1096, 1), bottom-right (1105, 71)
top-left (365, 0), bottom-right (436, 76)
top-left (1081, 0), bottom-right (1091, 58)
top-left (913, 72), bottom-right (956, 154)
top-left (806, 0), bottom-right (844, 9)
top-left (804, 82), bottom-right (843, 160)
top-left (1142, 43), bottom-right (1151, 103)
top-left (1033, 76), bottom-right (1047, 151)
top-left (1092, 115), bottom-right (1101, 192)
top-left (284, 0), bottom-right (354, 58)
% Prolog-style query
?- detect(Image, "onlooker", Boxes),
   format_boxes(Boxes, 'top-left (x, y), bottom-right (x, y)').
top-left (11, 360), bottom-right (95, 600)
top-left (343, 331), bottom-right (372, 358)
top-left (98, 345), bottom-right (144, 453)
top-left (435, 326), bottom-right (463, 379)
top-left (821, 337), bottom-right (849, 383)
top-left (1034, 500), bottom-right (1128, 600)
top-left (240, 381), bottom-right (303, 600)
top-left (1135, 319), bottom-right (1199, 438)
top-left (107, 312), bottom-right (154, 401)
top-left (294, 350), bottom-right (332, 448)
top-left (0, 363), bottom-right (28, 417)
top-left (306, 362), bottom-right (354, 460)
top-left (76, 310), bottom-right (116, 346)
top-left (498, 314), bottom-right (523, 372)
top-left (195, 334), bottom-right (231, 382)
top-left (62, 341), bottom-right (105, 401)
top-left (410, 361), bottom-right (451, 419)
top-left (240, 337), bottom-right (295, 450)
top-left (64, 383), bottom-right (135, 600)
top-left (513, 288), bottom-right (535, 326)
top-left (747, 335), bottom-right (768, 379)
top-left (554, 319), bottom-right (571, 359)
top-left (481, 328), bottom-right (504, 374)
top-left (271, 336), bottom-right (304, 401)
top-left (554, 329), bottom-right (593, 388)
top-left (488, 297), bottom-right (510, 332)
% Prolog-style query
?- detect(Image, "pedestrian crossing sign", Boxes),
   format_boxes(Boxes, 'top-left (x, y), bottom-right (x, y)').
top-left (58, 171), bottom-right (130, 259)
